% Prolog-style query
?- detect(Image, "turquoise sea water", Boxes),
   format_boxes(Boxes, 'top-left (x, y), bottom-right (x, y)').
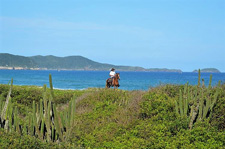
top-left (0, 70), bottom-right (224, 90)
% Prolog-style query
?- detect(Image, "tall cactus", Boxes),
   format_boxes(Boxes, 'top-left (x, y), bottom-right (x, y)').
top-left (178, 90), bottom-right (183, 117)
top-left (202, 79), bottom-right (205, 87)
top-left (175, 73), bottom-right (220, 129)
top-left (1, 75), bottom-right (77, 142)
top-left (53, 104), bottom-right (63, 141)
top-left (46, 100), bottom-right (52, 142)
top-left (198, 69), bottom-right (201, 87)
top-left (174, 100), bottom-right (179, 116)
top-left (175, 84), bottom-right (190, 118)
top-left (28, 113), bottom-right (33, 135)
top-left (8, 101), bottom-right (13, 132)
top-left (49, 74), bottom-right (54, 99)
top-left (1, 79), bottom-right (13, 119)
top-left (208, 74), bottom-right (212, 88)
top-left (198, 89), bottom-right (204, 120)
top-left (0, 98), bottom-right (2, 118)
top-left (14, 106), bottom-right (20, 133)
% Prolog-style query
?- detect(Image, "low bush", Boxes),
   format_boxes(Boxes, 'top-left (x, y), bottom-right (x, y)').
top-left (0, 83), bottom-right (225, 148)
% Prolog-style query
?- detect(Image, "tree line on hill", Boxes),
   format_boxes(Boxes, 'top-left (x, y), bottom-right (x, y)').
top-left (0, 53), bottom-right (220, 72)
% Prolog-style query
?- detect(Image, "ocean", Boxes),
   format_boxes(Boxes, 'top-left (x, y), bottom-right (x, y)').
top-left (0, 70), bottom-right (224, 90)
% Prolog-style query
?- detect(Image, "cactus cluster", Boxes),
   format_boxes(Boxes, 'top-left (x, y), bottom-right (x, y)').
top-left (175, 70), bottom-right (220, 129)
top-left (0, 78), bottom-right (15, 132)
top-left (0, 74), bottom-right (77, 142)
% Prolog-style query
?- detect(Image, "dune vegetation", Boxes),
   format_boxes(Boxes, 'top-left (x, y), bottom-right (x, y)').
top-left (0, 71), bottom-right (225, 148)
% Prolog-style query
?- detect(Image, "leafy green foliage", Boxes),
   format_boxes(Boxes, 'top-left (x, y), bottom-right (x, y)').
top-left (0, 82), bottom-right (225, 148)
top-left (0, 128), bottom-right (76, 148)
top-left (0, 84), bottom-right (85, 115)
top-left (210, 84), bottom-right (225, 130)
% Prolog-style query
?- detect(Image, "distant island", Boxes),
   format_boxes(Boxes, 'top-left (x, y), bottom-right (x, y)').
top-left (193, 68), bottom-right (221, 73)
top-left (0, 53), bottom-right (179, 72)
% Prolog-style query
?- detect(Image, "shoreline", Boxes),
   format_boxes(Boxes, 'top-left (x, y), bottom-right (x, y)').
top-left (0, 67), bottom-right (222, 73)
top-left (0, 66), bottom-right (182, 72)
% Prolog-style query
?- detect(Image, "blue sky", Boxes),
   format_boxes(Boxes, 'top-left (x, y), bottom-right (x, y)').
top-left (0, 0), bottom-right (224, 72)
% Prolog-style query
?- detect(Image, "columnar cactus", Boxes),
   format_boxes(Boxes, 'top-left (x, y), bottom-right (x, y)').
top-left (175, 71), bottom-right (221, 129)
top-left (208, 74), bottom-right (212, 88)
top-left (49, 74), bottom-right (54, 99)
top-left (179, 90), bottom-right (184, 117)
top-left (1, 79), bottom-right (13, 120)
top-left (198, 69), bottom-right (201, 87)
top-left (0, 74), bottom-right (77, 142)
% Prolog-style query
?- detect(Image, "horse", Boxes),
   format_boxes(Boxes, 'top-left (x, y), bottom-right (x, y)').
top-left (106, 73), bottom-right (120, 89)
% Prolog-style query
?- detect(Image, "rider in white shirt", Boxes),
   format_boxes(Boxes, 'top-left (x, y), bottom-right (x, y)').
top-left (109, 68), bottom-right (116, 78)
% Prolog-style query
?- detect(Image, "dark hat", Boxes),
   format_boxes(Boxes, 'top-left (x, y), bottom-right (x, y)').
top-left (111, 68), bottom-right (115, 71)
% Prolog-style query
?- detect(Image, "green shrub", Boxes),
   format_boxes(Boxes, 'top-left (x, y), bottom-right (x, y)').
top-left (0, 84), bottom-right (85, 114)
top-left (210, 84), bottom-right (225, 130)
top-left (140, 91), bottom-right (176, 122)
top-left (1, 83), bottom-right (225, 148)
top-left (0, 129), bottom-right (56, 148)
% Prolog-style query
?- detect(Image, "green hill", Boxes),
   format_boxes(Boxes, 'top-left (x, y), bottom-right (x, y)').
top-left (0, 53), bottom-right (38, 68)
top-left (30, 55), bottom-right (148, 71)
top-left (0, 53), bottom-right (181, 72)
top-left (30, 55), bottom-right (112, 70)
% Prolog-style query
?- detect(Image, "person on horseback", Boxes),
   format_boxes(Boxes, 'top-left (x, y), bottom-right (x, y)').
top-left (109, 68), bottom-right (116, 84)
top-left (106, 68), bottom-right (120, 88)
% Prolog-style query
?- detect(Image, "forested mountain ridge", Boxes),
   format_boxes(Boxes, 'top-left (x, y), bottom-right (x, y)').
top-left (0, 53), bottom-right (38, 68)
top-left (0, 53), bottom-right (182, 72)
top-left (30, 55), bottom-right (110, 70)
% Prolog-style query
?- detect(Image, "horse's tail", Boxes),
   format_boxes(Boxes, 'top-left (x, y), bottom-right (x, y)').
top-left (105, 79), bottom-right (108, 88)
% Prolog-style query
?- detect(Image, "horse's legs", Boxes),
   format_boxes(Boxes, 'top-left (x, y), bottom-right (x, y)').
top-left (105, 81), bottom-right (108, 88)
top-left (106, 79), bottom-right (110, 88)
top-left (113, 79), bottom-right (116, 89)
